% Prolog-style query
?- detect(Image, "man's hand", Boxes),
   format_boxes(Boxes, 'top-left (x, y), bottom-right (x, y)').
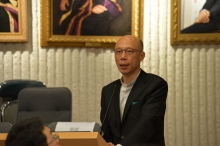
top-left (195, 10), bottom-right (210, 23)
top-left (107, 142), bottom-right (115, 146)
top-left (92, 5), bottom-right (107, 14)
top-left (60, 0), bottom-right (69, 11)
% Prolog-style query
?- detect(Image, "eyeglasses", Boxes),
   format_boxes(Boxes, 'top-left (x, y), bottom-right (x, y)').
top-left (48, 134), bottom-right (59, 144)
top-left (113, 48), bottom-right (142, 55)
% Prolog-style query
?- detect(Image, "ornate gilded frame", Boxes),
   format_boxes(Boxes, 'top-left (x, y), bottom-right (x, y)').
top-left (41, 0), bottom-right (143, 47)
top-left (0, 0), bottom-right (28, 42)
top-left (170, 0), bottom-right (220, 45)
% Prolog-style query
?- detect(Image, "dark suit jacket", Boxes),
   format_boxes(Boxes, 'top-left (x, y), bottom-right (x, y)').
top-left (100, 69), bottom-right (168, 146)
top-left (202, 0), bottom-right (220, 27)
top-left (181, 0), bottom-right (220, 33)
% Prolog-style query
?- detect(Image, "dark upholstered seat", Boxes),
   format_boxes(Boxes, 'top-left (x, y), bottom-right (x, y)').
top-left (16, 87), bottom-right (72, 125)
top-left (0, 122), bottom-right (12, 133)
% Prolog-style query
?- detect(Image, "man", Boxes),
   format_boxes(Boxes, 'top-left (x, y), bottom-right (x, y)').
top-left (100, 35), bottom-right (168, 146)
top-left (58, 0), bottom-right (122, 35)
top-left (5, 117), bottom-right (60, 146)
top-left (181, 0), bottom-right (220, 33)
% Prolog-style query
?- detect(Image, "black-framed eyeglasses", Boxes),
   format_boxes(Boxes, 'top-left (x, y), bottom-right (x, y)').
top-left (48, 134), bottom-right (59, 144)
top-left (113, 48), bottom-right (142, 55)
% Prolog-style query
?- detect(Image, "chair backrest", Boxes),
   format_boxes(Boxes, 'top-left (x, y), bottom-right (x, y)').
top-left (0, 122), bottom-right (12, 133)
top-left (0, 80), bottom-right (46, 99)
top-left (16, 87), bottom-right (72, 125)
top-left (0, 80), bottom-right (46, 124)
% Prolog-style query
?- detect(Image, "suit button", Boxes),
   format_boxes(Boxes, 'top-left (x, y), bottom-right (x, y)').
top-left (121, 135), bottom-right (124, 139)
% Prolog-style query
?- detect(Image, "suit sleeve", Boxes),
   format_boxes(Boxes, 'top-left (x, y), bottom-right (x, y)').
top-left (202, 0), bottom-right (220, 20)
top-left (100, 87), bottom-right (114, 142)
top-left (209, 0), bottom-right (220, 20)
top-left (202, 0), bottom-right (215, 10)
top-left (119, 79), bottom-right (168, 146)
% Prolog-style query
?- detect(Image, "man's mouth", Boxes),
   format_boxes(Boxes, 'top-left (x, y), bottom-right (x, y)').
top-left (120, 64), bottom-right (129, 69)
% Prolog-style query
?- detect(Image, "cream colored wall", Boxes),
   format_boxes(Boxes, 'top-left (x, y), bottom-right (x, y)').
top-left (0, 0), bottom-right (219, 145)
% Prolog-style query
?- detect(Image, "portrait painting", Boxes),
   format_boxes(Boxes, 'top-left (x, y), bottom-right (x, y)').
top-left (170, 0), bottom-right (220, 44)
top-left (41, 0), bottom-right (143, 47)
top-left (0, 0), bottom-right (28, 42)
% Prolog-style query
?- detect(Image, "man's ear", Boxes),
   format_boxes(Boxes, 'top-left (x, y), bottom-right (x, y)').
top-left (140, 52), bottom-right (145, 61)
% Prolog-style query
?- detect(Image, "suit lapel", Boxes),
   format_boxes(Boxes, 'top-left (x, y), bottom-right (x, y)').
top-left (111, 81), bottom-right (122, 136)
top-left (121, 70), bottom-right (148, 122)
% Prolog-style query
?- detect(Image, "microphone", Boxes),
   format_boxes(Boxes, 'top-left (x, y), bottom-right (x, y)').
top-left (99, 83), bottom-right (118, 135)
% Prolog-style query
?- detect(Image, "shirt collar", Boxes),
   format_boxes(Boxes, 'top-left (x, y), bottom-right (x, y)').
top-left (120, 71), bottom-right (141, 87)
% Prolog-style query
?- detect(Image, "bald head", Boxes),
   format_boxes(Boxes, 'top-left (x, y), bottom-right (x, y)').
top-left (116, 35), bottom-right (143, 51)
top-left (114, 35), bottom-right (145, 82)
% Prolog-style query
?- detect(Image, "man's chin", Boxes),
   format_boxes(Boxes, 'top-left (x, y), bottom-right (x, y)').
top-left (119, 70), bottom-right (129, 75)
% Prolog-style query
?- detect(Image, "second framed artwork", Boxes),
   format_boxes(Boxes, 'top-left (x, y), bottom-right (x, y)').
top-left (41, 0), bottom-right (143, 47)
top-left (170, 0), bottom-right (220, 45)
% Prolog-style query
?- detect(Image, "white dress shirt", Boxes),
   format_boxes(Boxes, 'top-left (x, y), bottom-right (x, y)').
top-left (119, 71), bottom-right (140, 121)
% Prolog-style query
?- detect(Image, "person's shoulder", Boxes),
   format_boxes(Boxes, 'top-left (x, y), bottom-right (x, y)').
top-left (140, 70), bottom-right (167, 84)
top-left (142, 72), bottom-right (168, 91)
top-left (103, 79), bottom-right (120, 89)
top-left (147, 73), bottom-right (167, 83)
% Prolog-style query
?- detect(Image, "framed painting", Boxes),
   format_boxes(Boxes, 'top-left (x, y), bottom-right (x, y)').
top-left (0, 0), bottom-right (28, 42)
top-left (170, 0), bottom-right (220, 45)
top-left (41, 0), bottom-right (143, 47)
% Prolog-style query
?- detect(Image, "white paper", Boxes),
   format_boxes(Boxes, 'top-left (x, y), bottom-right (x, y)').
top-left (55, 122), bottom-right (96, 132)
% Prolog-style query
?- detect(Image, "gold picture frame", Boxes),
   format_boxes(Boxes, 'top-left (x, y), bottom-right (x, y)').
top-left (170, 0), bottom-right (220, 45)
top-left (41, 0), bottom-right (143, 47)
top-left (0, 0), bottom-right (28, 42)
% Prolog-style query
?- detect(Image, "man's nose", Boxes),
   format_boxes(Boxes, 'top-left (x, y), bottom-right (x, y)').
top-left (120, 51), bottom-right (127, 58)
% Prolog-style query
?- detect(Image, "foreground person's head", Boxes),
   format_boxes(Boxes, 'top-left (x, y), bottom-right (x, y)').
top-left (6, 117), bottom-right (60, 146)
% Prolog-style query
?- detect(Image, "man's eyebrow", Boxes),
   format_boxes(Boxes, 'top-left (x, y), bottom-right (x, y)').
top-left (115, 47), bottom-right (133, 50)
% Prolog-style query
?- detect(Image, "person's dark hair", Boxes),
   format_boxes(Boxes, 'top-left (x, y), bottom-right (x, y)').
top-left (5, 117), bottom-right (48, 146)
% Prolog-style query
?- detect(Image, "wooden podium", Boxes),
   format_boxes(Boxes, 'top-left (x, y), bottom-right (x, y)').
top-left (0, 132), bottom-right (108, 146)
top-left (0, 134), bottom-right (6, 146)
